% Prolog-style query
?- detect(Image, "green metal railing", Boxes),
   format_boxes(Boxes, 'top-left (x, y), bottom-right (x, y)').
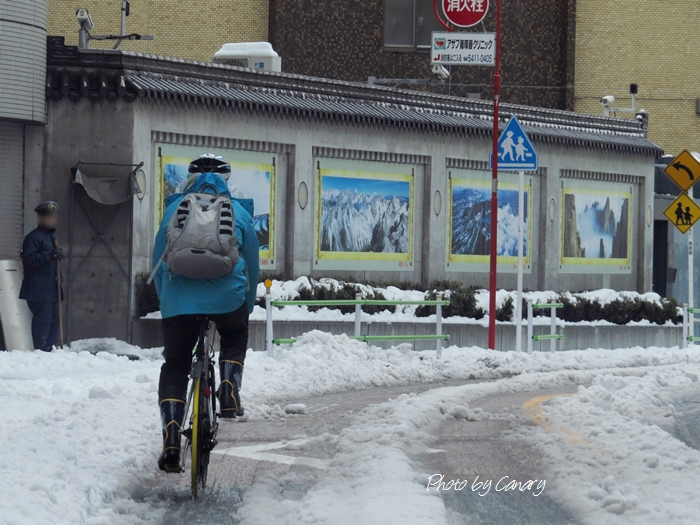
top-left (683, 305), bottom-right (700, 346)
top-left (531, 302), bottom-right (564, 309)
top-left (527, 300), bottom-right (564, 353)
top-left (264, 290), bottom-right (450, 358)
top-left (532, 334), bottom-right (564, 341)
top-left (273, 334), bottom-right (451, 345)
top-left (270, 299), bottom-right (450, 307)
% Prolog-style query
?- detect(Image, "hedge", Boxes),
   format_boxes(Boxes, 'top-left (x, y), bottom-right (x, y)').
top-left (135, 275), bottom-right (682, 326)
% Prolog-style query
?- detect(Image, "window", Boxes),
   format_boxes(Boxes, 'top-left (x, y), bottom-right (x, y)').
top-left (384, 0), bottom-right (445, 49)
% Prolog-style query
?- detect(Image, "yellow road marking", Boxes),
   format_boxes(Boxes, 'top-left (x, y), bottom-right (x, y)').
top-left (522, 394), bottom-right (592, 448)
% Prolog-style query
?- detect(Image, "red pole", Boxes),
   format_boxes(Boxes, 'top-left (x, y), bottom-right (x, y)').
top-left (488, 0), bottom-right (501, 350)
top-left (433, 0), bottom-right (452, 31)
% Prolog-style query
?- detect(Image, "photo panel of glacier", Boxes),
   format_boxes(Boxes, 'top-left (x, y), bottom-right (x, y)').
top-left (560, 183), bottom-right (632, 271)
top-left (315, 164), bottom-right (414, 270)
top-left (447, 174), bottom-right (532, 270)
top-left (155, 144), bottom-right (277, 267)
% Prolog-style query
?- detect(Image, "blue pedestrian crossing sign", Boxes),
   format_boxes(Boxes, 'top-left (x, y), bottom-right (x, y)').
top-left (489, 116), bottom-right (538, 171)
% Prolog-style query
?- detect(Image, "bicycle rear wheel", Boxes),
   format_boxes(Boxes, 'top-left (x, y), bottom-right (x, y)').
top-left (190, 377), bottom-right (201, 499)
top-left (189, 319), bottom-right (218, 499)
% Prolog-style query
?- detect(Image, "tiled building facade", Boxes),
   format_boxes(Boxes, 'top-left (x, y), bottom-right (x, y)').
top-left (47, 0), bottom-right (269, 60)
top-left (574, 0), bottom-right (699, 154)
top-left (269, 0), bottom-right (577, 109)
top-left (48, 0), bottom-right (575, 110)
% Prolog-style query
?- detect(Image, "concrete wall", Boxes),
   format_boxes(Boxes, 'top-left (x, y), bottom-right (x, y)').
top-left (24, 99), bottom-right (135, 341)
top-left (30, 96), bottom-right (656, 342)
top-left (132, 318), bottom-right (685, 352)
top-left (132, 102), bottom-right (655, 295)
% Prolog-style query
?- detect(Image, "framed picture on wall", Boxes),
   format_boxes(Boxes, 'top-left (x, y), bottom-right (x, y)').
top-left (559, 182), bottom-right (632, 273)
top-left (313, 158), bottom-right (416, 271)
top-left (155, 144), bottom-right (277, 269)
top-left (446, 170), bottom-right (533, 273)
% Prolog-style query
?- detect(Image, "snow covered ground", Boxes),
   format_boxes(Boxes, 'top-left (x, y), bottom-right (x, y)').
top-left (1, 335), bottom-right (699, 524)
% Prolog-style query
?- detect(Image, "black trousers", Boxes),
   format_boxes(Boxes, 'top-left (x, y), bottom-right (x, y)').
top-left (158, 304), bottom-right (249, 402)
top-left (26, 300), bottom-right (59, 352)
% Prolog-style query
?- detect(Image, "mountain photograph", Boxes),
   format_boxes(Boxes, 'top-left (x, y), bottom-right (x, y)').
top-left (163, 163), bottom-right (188, 198)
top-left (562, 190), bottom-right (629, 260)
top-left (451, 183), bottom-right (529, 258)
top-left (227, 167), bottom-right (273, 253)
top-left (319, 175), bottom-right (411, 253)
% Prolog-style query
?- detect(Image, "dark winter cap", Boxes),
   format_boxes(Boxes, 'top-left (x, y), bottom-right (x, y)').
top-left (34, 201), bottom-right (59, 215)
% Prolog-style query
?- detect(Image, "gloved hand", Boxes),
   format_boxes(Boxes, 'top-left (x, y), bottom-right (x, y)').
top-left (50, 248), bottom-right (67, 261)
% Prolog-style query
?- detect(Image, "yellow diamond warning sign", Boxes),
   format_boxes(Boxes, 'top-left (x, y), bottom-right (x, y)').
top-left (664, 150), bottom-right (700, 192)
top-left (664, 193), bottom-right (700, 233)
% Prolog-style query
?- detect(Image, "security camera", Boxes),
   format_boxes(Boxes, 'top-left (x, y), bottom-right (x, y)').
top-left (635, 109), bottom-right (648, 121)
top-left (600, 95), bottom-right (615, 106)
top-left (431, 64), bottom-right (450, 81)
top-left (76, 8), bottom-right (94, 30)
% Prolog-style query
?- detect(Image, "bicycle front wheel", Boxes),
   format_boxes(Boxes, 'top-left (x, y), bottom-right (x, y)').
top-left (190, 377), bottom-right (201, 499)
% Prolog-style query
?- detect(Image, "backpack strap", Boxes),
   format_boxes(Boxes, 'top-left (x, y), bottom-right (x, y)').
top-left (146, 252), bottom-right (164, 285)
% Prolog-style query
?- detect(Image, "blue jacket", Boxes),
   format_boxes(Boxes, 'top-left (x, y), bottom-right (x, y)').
top-left (152, 173), bottom-right (260, 318)
top-left (19, 225), bottom-right (59, 302)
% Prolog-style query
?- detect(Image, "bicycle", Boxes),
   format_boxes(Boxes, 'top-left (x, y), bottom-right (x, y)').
top-left (180, 317), bottom-right (219, 499)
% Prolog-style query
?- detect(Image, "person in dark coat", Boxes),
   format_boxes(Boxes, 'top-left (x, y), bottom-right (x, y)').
top-left (19, 201), bottom-right (66, 352)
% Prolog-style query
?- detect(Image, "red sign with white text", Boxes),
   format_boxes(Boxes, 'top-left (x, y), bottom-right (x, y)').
top-left (441, 0), bottom-right (489, 28)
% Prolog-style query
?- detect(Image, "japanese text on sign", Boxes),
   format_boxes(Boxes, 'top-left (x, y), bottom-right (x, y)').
top-left (431, 32), bottom-right (495, 66)
top-left (442, 0), bottom-right (490, 27)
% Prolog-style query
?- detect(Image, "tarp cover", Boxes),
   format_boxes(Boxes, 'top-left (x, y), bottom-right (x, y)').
top-left (73, 169), bottom-right (133, 205)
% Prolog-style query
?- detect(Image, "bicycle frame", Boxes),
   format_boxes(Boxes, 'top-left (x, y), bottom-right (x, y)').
top-left (180, 318), bottom-right (219, 499)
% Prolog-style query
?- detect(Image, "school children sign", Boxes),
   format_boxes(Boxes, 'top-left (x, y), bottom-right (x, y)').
top-left (489, 116), bottom-right (538, 171)
top-left (662, 150), bottom-right (700, 234)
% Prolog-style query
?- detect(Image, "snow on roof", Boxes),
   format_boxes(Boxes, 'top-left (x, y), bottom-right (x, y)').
top-left (213, 42), bottom-right (279, 59)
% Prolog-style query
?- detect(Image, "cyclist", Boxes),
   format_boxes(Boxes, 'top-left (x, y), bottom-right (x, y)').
top-left (151, 154), bottom-right (260, 472)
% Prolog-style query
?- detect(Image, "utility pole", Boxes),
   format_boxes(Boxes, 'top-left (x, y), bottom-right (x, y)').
top-left (488, 0), bottom-right (501, 350)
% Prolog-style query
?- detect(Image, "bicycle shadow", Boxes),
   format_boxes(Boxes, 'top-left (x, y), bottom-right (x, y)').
top-left (130, 482), bottom-right (245, 524)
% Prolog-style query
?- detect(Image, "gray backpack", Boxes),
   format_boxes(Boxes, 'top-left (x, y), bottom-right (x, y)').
top-left (155, 191), bottom-right (239, 280)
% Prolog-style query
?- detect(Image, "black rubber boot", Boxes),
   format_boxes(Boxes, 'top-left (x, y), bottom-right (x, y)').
top-left (218, 360), bottom-right (244, 419)
top-left (158, 399), bottom-right (185, 472)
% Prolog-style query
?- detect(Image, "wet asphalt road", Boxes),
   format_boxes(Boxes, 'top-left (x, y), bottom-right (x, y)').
top-left (425, 387), bottom-right (578, 525)
top-left (129, 376), bottom-right (584, 525)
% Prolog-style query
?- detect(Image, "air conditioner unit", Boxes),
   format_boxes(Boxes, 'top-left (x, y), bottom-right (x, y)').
top-left (213, 42), bottom-right (282, 72)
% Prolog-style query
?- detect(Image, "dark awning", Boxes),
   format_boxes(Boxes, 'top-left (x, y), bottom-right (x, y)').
top-left (72, 162), bottom-right (144, 205)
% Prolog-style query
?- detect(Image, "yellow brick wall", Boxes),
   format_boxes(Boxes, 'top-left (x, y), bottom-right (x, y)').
top-left (48, 0), bottom-right (269, 62)
top-left (575, 1), bottom-right (700, 155)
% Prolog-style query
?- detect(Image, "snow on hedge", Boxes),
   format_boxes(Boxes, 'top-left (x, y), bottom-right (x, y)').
top-left (246, 277), bottom-right (677, 326)
top-left (143, 277), bottom-right (679, 326)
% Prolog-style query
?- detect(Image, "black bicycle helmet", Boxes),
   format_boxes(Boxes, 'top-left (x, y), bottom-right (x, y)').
top-left (188, 154), bottom-right (231, 180)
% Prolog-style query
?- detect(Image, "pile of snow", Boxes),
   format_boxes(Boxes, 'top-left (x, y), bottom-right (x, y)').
top-left (520, 364), bottom-right (700, 524)
top-left (0, 348), bottom-right (164, 524)
top-left (3, 335), bottom-right (700, 524)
